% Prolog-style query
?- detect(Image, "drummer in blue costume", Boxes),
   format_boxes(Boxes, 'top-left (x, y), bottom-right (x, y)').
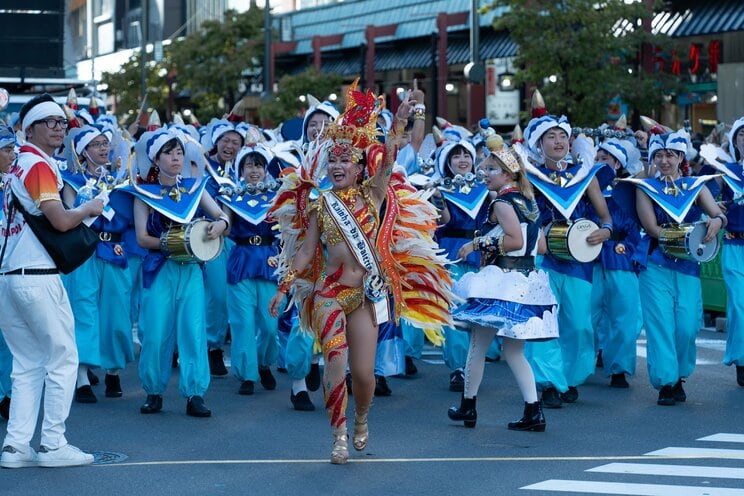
top-left (0, 124), bottom-right (16, 419)
top-left (696, 117), bottom-right (744, 387)
top-left (127, 128), bottom-right (229, 417)
top-left (430, 138), bottom-right (491, 391)
top-left (60, 125), bottom-right (135, 403)
top-left (590, 138), bottom-right (644, 389)
top-left (521, 113), bottom-right (613, 407)
top-left (624, 131), bottom-right (724, 405)
top-left (217, 144), bottom-right (281, 397)
top-left (200, 119), bottom-right (243, 377)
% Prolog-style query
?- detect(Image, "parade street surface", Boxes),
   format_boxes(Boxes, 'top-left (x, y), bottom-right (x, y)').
top-left (2, 329), bottom-right (742, 496)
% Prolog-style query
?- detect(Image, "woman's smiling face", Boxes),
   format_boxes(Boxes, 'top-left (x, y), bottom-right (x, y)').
top-left (448, 148), bottom-right (473, 176)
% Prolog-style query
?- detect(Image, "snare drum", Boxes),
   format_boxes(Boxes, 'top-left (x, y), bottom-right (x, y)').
top-left (545, 218), bottom-right (602, 263)
top-left (658, 222), bottom-right (719, 263)
top-left (164, 219), bottom-right (223, 263)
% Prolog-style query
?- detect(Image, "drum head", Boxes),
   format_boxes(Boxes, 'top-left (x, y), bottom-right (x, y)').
top-left (566, 219), bottom-right (602, 263)
top-left (687, 222), bottom-right (719, 262)
top-left (188, 220), bottom-right (223, 262)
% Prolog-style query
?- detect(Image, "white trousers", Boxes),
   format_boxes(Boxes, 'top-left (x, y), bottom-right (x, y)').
top-left (0, 274), bottom-right (78, 450)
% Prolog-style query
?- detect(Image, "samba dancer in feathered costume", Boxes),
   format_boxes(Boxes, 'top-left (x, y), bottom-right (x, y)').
top-left (268, 80), bottom-right (455, 464)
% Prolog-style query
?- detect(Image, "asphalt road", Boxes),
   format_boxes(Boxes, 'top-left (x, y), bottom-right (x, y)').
top-left (2, 329), bottom-right (742, 496)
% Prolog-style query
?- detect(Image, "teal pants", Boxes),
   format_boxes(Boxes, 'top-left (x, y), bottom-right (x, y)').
top-left (227, 278), bottom-right (279, 382)
top-left (591, 265), bottom-right (642, 376)
top-left (64, 256), bottom-right (134, 370)
top-left (205, 240), bottom-right (232, 349)
top-left (0, 332), bottom-right (11, 397)
top-left (526, 270), bottom-right (594, 389)
top-left (639, 262), bottom-right (702, 389)
top-left (138, 260), bottom-right (210, 397)
top-left (723, 244), bottom-right (744, 367)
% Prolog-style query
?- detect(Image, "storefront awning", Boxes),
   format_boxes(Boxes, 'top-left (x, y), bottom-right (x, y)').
top-left (309, 30), bottom-right (516, 76)
top-left (655, 0), bottom-right (744, 37)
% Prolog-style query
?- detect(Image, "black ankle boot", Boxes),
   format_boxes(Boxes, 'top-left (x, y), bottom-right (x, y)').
top-left (448, 394), bottom-right (477, 428)
top-left (508, 401), bottom-right (546, 432)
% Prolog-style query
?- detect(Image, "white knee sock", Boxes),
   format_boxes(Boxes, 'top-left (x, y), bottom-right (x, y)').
top-left (502, 338), bottom-right (538, 403)
top-left (292, 378), bottom-right (307, 395)
top-left (76, 365), bottom-right (90, 387)
top-left (463, 326), bottom-right (498, 399)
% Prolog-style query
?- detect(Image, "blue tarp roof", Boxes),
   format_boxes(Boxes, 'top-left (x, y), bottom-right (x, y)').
top-left (276, 0), bottom-right (508, 56)
top-left (654, 0), bottom-right (744, 37)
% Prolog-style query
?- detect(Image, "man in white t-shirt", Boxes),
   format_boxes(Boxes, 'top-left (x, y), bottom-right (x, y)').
top-left (0, 94), bottom-right (103, 469)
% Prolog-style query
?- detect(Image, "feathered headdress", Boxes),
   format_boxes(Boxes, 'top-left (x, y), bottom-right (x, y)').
top-left (323, 78), bottom-right (385, 166)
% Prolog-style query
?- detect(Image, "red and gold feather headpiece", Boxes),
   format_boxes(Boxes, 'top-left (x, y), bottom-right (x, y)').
top-left (323, 78), bottom-right (385, 164)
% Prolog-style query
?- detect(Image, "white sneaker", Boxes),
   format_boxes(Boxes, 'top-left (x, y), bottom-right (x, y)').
top-left (37, 444), bottom-right (94, 468)
top-left (1, 445), bottom-right (38, 469)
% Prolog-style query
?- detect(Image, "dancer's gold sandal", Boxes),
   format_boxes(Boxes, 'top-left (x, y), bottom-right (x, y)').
top-left (331, 429), bottom-right (349, 465)
top-left (353, 412), bottom-right (368, 451)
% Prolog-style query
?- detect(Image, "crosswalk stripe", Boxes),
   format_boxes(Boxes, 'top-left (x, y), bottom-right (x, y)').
top-left (587, 462), bottom-right (744, 479)
top-left (645, 447), bottom-right (744, 460)
top-left (697, 434), bottom-right (744, 443)
top-left (521, 479), bottom-right (744, 495)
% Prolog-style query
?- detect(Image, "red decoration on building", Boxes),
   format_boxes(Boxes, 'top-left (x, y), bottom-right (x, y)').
top-left (688, 43), bottom-right (700, 74)
top-left (653, 46), bottom-right (665, 73)
top-left (671, 49), bottom-right (681, 76)
top-left (709, 40), bottom-right (721, 74)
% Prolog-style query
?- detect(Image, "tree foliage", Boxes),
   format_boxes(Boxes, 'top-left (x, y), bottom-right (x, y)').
top-left (101, 8), bottom-right (264, 124)
top-left (259, 67), bottom-right (343, 125)
top-left (170, 9), bottom-right (264, 118)
top-left (485, 0), bottom-right (680, 125)
top-left (100, 50), bottom-right (171, 125)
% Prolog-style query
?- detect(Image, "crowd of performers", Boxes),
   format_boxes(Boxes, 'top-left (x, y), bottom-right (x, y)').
top-left (1, 80), bottom-right (744, 466)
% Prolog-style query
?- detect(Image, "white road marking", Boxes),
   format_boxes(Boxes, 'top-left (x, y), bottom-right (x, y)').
top-left (521, 479), bottom-right (744, 495)
top-left (697, 434), bottom-right (744, 443)
top-left (587, 462), bottom-right (744, 479)
top-left (645, 447), bottom-right (744, 460)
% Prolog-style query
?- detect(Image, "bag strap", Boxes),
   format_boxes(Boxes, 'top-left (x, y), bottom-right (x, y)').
top-left (0, 190), bottom-right (16, 269)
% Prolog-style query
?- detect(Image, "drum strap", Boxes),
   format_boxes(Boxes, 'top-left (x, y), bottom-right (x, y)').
top-left (324, 192), bottom-right (390, 325)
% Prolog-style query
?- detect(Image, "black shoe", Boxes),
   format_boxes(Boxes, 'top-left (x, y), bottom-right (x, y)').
top-left (560, 386), bottom-right (579, 403)
top-left (140, 394), bottom-right (163, 414)
top-left (405, 356), bottom-right (418, 376)
top-left (0, 396), bottom-right (10, 420)
top-left (104, 374), bottom-right (123, 398)
top-left (610, 373), bottom-right (629, 389)
top-left (208, 349), bottom-right (228, 376)
top-left (172, 351), bottom-right (179, 369)
top-left (346, 373), bottom-right (353, 395)
top-left (87, 368), bottom-right (100, 386)
top-left (306, 363), bottom-right (321, 392)
top-left (259, 367), bottom-right (277, 390)
top-left (672, 379), bottom-right (686, 402)
top-left (737, 366), bottom-right (744, 387)
top-left (449, 369), bottom-right (465, 392)
top-left (374, 375), bottom-right (392, 396)
top-left (541, 387), bottom-right (562, 409)
top-left (595, 350), bottom-right (604, 368)
top-left (75, 385), bottom-right (97, 404)
top-left (448, 394), bottom-right (477, 428)
top-left (186, 395), bottom-right (211, 417)
top-left (238, 380), bottom-right (254, 396)
top-left (290, 390), bottom-right (316, 411)
top-left (508, 401), bottom-right (546, 432)
top-left (657, 385), bottom-right (676, 406)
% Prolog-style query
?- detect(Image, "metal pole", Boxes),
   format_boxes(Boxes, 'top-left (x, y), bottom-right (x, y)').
top-left (470, 0), bottom-right (480, 65)
top-left (263, 1), bottom-right (272, 97)
top-left (140, 0), bottom-right (148, 102)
